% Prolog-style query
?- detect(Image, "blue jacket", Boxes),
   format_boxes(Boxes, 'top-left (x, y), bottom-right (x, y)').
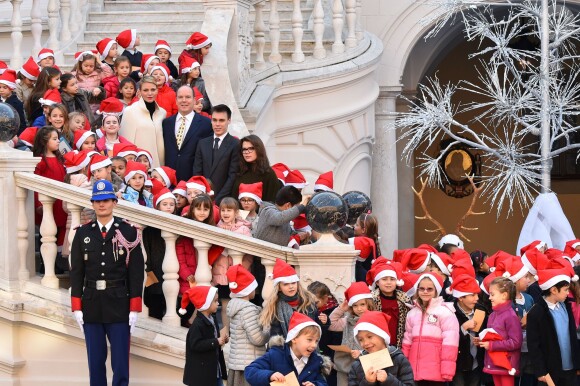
top-left (121, 186), bottom-right (153, 208)
top-left (245, 342), bottom-right (328, 386)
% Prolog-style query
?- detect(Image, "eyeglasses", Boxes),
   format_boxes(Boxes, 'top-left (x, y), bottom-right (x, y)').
top-left (240, 198), bottom-right (255, 203)
top-left (241, 146), bottom-right (255, 154)
top-left (418, 287), bottom-right (435, 293)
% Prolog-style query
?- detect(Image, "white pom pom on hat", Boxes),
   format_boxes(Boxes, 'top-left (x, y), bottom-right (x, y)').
top-left (229, 282), bottom-right (238, 289)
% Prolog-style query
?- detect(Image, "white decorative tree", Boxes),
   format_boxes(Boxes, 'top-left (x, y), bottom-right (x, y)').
top-left (395, 0), bottom-right (580, 218)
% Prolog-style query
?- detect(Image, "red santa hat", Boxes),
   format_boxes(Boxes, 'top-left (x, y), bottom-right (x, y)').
top-left (153, 187), bottom-right (176, 208)
top-left (448, 258), bottom-right (476, 279)
top-left (74, 50), bottom-right (98, 62)
top-left (392, 249), bottom-right (406, 263)
top-left (193, 86), bottom-right (204, 102)
top-left (401, 248), bottom-right (431, 274)
top-left (292, 214), bottom-right (311, 233)
top-left (314, 171), bottom-right (333, 192)
top-left (179, 56), bottom-right (201, 74)
top-left (179, 285), bottom-right (218, 313)
top-left (414, 272), bottom-right (444, 295)
top-left (172, 180), bottom-right (187, 198)
top-left (226, 264), bottom-right (258, 298)
top-left (485, 251), bottom-right (515, 273)
top-left (269, 258), bottom-right (299, 285)
top-left (144, 178), bottom-right (153, 187)
top-left (113, 142), bottom-right (138, 158)
top-left (272, 162), bottom-right (291, 177)
top-left (495, 257), bottom-right (529, 283)
top-left (124, 161), bottom-right (148, 183)
top-left (149, 178), bottom-right (165, 196)
top-left (520, 240), bottom-right (547, 256)
top-left (430, 252), bottom-right (452, 276)
top-left (97, 97), bottom-right (125, 116)
top-left (366, 257), bottom-right (404, 289)
top-left (353, 311), bottom-right (392, 345)
top-left (564, 239), bottom-right (580, 263)
top-left (416, 244), bottom-right (438, 254)
top-left (185, 32), bottom-right (211, 50)
top-left (0, 69), bottom-right (17, 89)
top-left (18, 126), bottom-right (38, 147)
top-left (450, 248), bottom-right (471, 263)
top-left (0, 61), bottom-right (7, 74)
top-left (438, 233), bottom-right (464, 250)
top-left (136, 149), bottom-right (153, 167)
top-left (96, 38), bottom-right (116, 60)
top-left (186, 175), bottom-right (213, 195)
top-left (38, 89), bottom-right (62, 106)
top-left (154, 39), bottom-right (172, 54)
top-left (116, 29), bottom-right (137, 49)
top-left (348, 236), bottom-right (376, 262)
top-left (89, 154), bottom-right (112, 173)
top-left (152, 166), bottom-right (177, 188)
top-left (238, 182), bottom-right (263, 205)
top-left (401, 271), bottom-right (420, 298)
top-left (36, 48), bottom-right (54, 63)
top-left (150, 63), bottom-right (171, 83)
top-left (447, 273), bottom-right (481, 298)
top-left (345, 281), bottom-right (373, 306)
top-left (73, 129), bottom-right (96, 151)
top-left (479, 328), bottom-right (517, 376)
top-left (19, 56), bottom-right (41, 81)
top-left (140, 54), bottom-right (160, 76)
top-left (285, 169), bottom-right (308, 189)
top-left (63, 151), bottom-right (90, 174)
top-left (521, 248), bottom-right (549, 275)
top-left (285, 312), bottom-right (321, 343)
top-left (480, 272), bottom-right (497, 295)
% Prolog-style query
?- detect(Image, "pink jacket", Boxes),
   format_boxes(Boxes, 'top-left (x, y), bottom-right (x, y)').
top-left (212, 219), bottom-right (252, 286)
top-left (96, 134), bottom-right (130, 156)
top-left (72, 69), bottom-right (103, 92)
top-left (402, 296), bottom-right (459, 382)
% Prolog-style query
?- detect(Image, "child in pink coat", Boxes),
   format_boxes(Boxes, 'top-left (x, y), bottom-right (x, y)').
top-left (402, 272), bottom-right (459, 385)
top-left (71, 51), bottom-right (106, 114)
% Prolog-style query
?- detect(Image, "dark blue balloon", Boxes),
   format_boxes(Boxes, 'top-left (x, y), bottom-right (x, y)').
top-left (305, 191), bottom-right (348, 233)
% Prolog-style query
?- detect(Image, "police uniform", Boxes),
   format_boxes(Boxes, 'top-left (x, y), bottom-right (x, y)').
top-left (70, 180), bottom-right (144, 386)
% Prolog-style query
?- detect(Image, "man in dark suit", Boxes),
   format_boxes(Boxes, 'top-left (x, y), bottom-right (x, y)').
top-left (162, 85), bottom-right (212, 182)
top-left (193, 104), bottom-right (240, 203)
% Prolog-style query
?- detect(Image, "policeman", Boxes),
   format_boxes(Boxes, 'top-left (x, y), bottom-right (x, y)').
top-left (70, 179), bottom-right (144, 386)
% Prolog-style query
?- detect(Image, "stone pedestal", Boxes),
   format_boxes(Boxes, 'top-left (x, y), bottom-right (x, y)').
top-left (0, 143), bottom-right (39, 292)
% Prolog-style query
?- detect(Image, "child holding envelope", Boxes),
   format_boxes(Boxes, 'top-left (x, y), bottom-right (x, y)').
top-left (348, 311), bottom-right (414, 386)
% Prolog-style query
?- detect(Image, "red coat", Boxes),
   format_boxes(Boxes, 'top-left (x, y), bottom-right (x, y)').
top-left (102, 75), bottom-right (120, 98)
top-left (34, 156), bottom-right (67, 245)
top-left (176, 236), bottom-right (197, 295)
top-left (156, 84), bottom-right (178, 116)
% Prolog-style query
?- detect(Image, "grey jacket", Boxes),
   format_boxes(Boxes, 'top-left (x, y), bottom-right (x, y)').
top-left (226, 297), bottom-right (270, 370)
top-left (252, 202), bottom-right (304, 246)
top-left (348, 346), bottom-right (416, 386)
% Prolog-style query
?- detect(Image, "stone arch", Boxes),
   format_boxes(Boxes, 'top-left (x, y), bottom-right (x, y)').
top-left (334, 139), bottom-right (373, 195)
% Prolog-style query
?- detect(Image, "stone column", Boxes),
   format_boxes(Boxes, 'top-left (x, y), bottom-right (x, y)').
top-left (371, 87), bottom-right (402, 257)
top-left (0, 142), bottom-right (39, 292)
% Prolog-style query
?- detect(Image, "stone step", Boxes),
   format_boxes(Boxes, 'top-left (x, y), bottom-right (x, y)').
top-left (102, 0), bottom-right (204, 12)
top-left (88, 10), bottom-right (205, 22)
top-left (85, 20), bottom-right (203, 33)
top-left (74, 41), bottom-right (188, 54)
top-left (83, 30), bottom-right (195, 44)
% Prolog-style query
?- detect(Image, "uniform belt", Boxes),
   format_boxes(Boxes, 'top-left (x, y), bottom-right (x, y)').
top-left (85, 279), bottom-right (126, 290)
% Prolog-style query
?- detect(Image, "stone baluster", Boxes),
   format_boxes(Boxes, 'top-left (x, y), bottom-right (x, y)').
top-left (38, 194), bottom-right (59, 289)
top-left (253, 1), bottom-right (266, 70)
top-left (331, 0), bottom-right (345, 54)
top-left (355, 0), bottom-right (363, 41)
top-left (229, 249), bottom-right (244, 266)
top-left (261, 258), bottom-right (275, 303)
top-left (268, 0), bottom-right (281, 64)
top-left (47, 0), bottom-right (60, 52)
top-left (16, 187), bottom-right (30, 281)
top-left (30, 0), bottom-right (42, 55)
top-left (161, 230), bottom-right (180, 326)
top-left (69, 0), bottom-right (80, 34)
top-left (10, 0), bottom-right (23, 70)
top-left (291, 0), bottom-right (304, 63)
top-left (194, 240), bottom-right (212, 286)
top-left (67, 204), bottom-right (82, 267)
top-left (59, 0), bottom-right (71, 42)
top-left (312, 0), bottom-right (326, 59)
top-left (345, 0), bottom-right (357, 48)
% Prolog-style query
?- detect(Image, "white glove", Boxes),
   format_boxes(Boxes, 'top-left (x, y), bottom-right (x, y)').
top-left (129, 311), bottom-right (138, 334)
top-left (73, 310), bottom-right (84, 333)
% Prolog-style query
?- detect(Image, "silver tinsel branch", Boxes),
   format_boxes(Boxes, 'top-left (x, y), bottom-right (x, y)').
top-left (395, 0), bottom-right (580, 217)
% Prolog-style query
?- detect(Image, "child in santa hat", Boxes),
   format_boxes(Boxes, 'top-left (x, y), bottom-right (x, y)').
top-left (16, 56), bottom-right (39, 104)
top-left (181, 285), bottom-right (228, 386)
top-left (59, 73), bottom-right (96, 130)
top-left (26, 66), bottom-right (61, 125)
top-left (116, 29), bottom-right (142, 71)
top-left (150, 63), bottom-right (177, 115)
top-left (449, 273), bottom-right (488, 386)
top-left (527, 267), bottom-right (580, 386)
top-left (173, 55), bottom-right (212, 113)
top-left (259, 259), bottom-right (322, 339)
top-left (328, 281), bottom-right (376, 385)
top-left (225, 264), bottom-right (269, 386)
top-left (478, 277), bottom-right (522, 386)
top-left (71, 51), bottom-right (106, 115)
top-left (0, 69), bottom-right (26, 133)
top-left (348, 311), bottom-right (415, 386)
top-left (89, 154), bottom-right (123, 192)
top-left (367, 257), bottom-right (410, 349)
top-left (402, 272), bottom-right (460, 384)
top-left (245, 311), bottom-right (331, 386)
top-left (237, 182), bottom-right (262, 231)
top-left (154, 39), bottom-right (178, 80)
top-left (120, 161), bottom-right (153, 207)
top-left (178, 32), bottom-right (212, 70)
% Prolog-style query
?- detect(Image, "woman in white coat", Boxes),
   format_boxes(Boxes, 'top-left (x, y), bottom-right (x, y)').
top-left (119, 76), bottom-right (166, 167)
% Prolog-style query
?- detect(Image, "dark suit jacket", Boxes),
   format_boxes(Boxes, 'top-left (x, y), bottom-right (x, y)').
top-left (162, 112), bottom-right (212, 182)
top-left (193, 132), bottom-right (240, 203)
